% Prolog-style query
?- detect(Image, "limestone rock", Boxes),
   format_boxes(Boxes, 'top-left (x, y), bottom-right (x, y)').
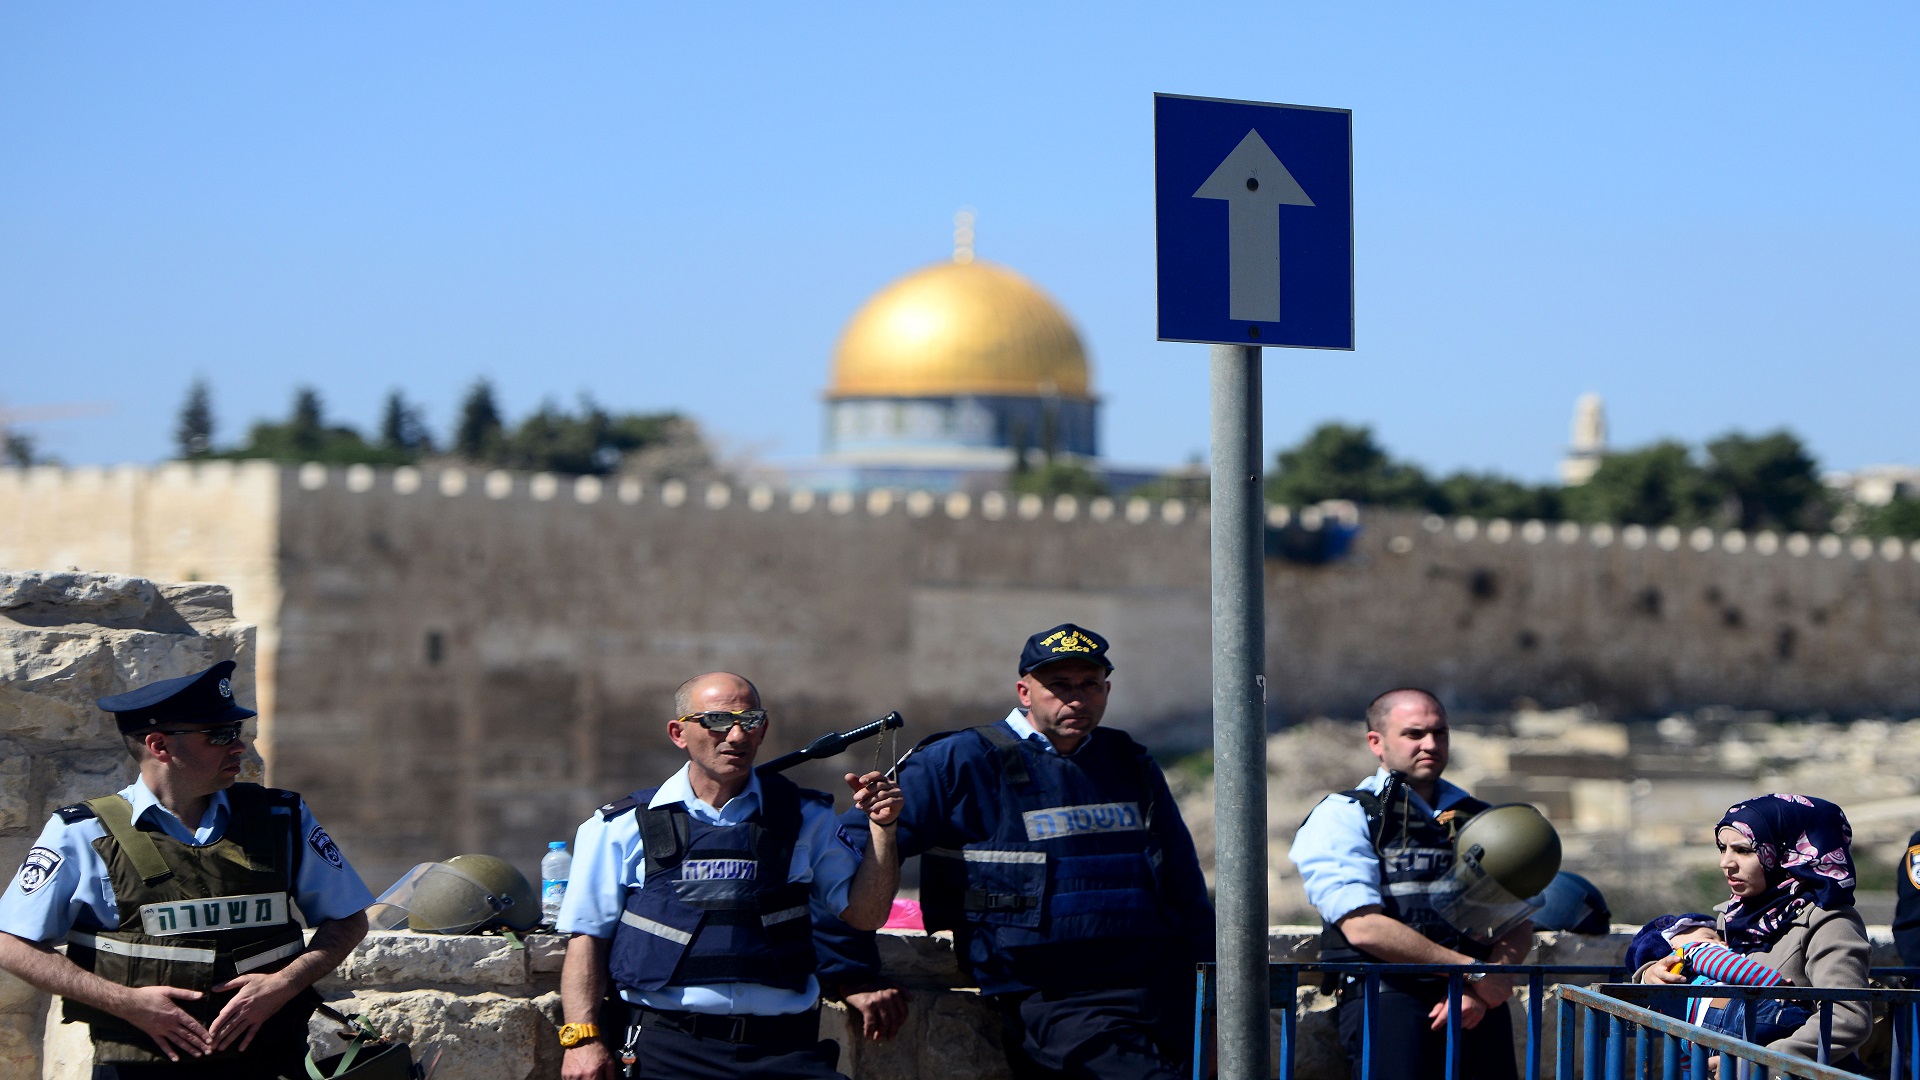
top-left (39, 1006), bottom-right (90, 1080)
top-left (0, 571), bottom-right (164, 629)
top-left (0, 1011), bottom-right (43, 1080)
top-left (0, 739), bottom-right (31, 831)
top-left (39, 750), bottom-right (137, 814)
top-left (315, 990), bottom-right (563, 1080)
top-left (825, 988), bottom-right (1013, 1080)
top-left (325, 932), bottom-right (536, 992)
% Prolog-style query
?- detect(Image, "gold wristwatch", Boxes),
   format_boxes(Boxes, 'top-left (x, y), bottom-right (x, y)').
top-left (557, 1023), bottom-right (600, 1049)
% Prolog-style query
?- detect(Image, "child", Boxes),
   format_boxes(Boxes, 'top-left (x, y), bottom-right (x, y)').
top-left (1626, 914), bottom-right (1812, 1045)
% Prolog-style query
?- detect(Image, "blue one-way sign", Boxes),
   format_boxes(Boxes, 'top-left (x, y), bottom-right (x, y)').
top-left (1155, 93), bottom-right (1353, 350)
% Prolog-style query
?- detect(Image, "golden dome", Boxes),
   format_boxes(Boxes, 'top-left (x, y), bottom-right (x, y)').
top-left (829, 259), bottom-right (1091, 400)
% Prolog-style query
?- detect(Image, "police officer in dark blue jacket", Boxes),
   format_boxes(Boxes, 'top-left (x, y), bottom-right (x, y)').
top-left (877, 624), bottom-right (1215, 1080)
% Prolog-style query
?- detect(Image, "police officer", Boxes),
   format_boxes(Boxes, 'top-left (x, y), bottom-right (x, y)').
top-left (870, 624), bottom-right (1214, 1080)
top-left (0, 660), bottom-right (374, 1080)
top-left (555, 671), bottom-right (902, 1080)
top-left (1288, 688), bottom-right (1531, 1080)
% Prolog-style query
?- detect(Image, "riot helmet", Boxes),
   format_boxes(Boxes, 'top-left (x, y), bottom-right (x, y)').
top-left (366, 855), bottom-right (540, 935)
top-left (1431, 803), bottom-right (1563, 943)
top-left (1532, 871), bottom-right (1612, 935)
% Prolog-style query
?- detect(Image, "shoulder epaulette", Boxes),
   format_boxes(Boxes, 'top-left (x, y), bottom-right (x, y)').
top-left (56, 803), bottom-right (97, 824)
top-left (600, 794), bottom-right (643, 820)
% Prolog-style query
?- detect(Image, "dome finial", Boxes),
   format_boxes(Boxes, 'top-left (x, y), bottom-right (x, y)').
top-left (952, 208), bottom-right (975, 264)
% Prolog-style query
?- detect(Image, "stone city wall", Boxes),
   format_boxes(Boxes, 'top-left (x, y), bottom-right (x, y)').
top-left (5, 462), bottom-right (1920, 891)
top-left (0, 570), bottom-right (259, 1078)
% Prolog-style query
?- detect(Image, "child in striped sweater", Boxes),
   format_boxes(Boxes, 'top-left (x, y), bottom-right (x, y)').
top-left (1630, 915), bottom-right (1810, 1044)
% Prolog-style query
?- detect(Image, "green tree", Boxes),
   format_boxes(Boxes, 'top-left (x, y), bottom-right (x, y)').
top-left (1854, 498), bottom-right (1920, 540)
top-left (1265, 423), bottom-right (1434, 508)
top-left (220, 387), bottom-right (406, 465)
top-left (1009, 459), bottom-right (1108, 498)
top-left (454, 379), bottom-right (506, 462)
top-left (1704, 430), bottom-right (1827, 532)
top-left (3, 430), bottom-right (42, 466)
top-left (176, 379), bottom-right (215, 458)
top-left (1433, 472), bottom-right (1561, 520)
top-left (1561, 441), bottom-right (1714, 526)
top-left (378, 390), bottom-right (433, 456)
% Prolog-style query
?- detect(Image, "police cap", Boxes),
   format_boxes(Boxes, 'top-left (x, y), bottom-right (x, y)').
top-left (98, 659), bottom-right (257, 734)
top-left (1018, 623), bottom-right (1113, 676)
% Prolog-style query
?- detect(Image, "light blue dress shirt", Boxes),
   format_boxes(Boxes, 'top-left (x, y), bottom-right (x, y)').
top-left (555, 764), bottom-right (862, 1016)
top-left (1003, 707), bottom-right (1086, 756)
top-left (1287, 768), bottom-right (1478, 925)
top-left (0, 778), bottom-right (375, 943)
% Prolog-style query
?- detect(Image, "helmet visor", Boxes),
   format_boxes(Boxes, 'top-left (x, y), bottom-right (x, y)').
top-left (1431, 855), bottom-right (1544, 945)
top-left (366, 862), bottom-right (512, 935)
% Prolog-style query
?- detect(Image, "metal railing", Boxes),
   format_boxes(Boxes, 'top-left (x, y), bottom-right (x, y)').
top-left (1192, 961), bottom-right (1623, 1080)
top-left (1554, 981), bottom-right (1920, 1080)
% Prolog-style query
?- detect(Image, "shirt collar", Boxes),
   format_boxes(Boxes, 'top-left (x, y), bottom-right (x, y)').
top-left (121, 777), bottom-right (231, 835)
top-left (1364, 767), bottom-right (1473, 813)
top-left (650, 763), bottom-right (764, 823)
top-left (1002, 707), bottom-right (1092, 757)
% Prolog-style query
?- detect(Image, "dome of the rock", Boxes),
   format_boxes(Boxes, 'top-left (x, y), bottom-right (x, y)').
top-left (828, 260), bottom-right (1092, 401)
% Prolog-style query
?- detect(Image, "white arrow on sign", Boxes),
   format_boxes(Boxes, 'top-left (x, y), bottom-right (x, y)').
top-left (1192, 128), bottom-right (1314, 323)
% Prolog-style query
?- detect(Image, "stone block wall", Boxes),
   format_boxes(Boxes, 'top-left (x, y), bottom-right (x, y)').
top-left (0, 570), bottom-right (259, 1079)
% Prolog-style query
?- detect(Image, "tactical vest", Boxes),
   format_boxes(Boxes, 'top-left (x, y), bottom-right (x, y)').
top-left (605, 771), bottom-right (820, 994)
top-left (1316, 772), bottom-right (1492, 967)
top-left (920, 724), bottom-right (1177, 993)
top-left (60, 784), bottom-right (317, 1064)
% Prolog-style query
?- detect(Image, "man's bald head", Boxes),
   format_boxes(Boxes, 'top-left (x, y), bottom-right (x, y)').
top-left (674, 672), bottom-right (761, 718)
top-left (1365, 687), bottom-right (1445, 732)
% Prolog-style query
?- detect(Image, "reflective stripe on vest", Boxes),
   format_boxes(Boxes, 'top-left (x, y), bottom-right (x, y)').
top-left (68, 932), bottom-right (216, 965)
top-left (232, 938), bottom-right (304, 974)
top-left (620, 910), bottom-right (694, 945)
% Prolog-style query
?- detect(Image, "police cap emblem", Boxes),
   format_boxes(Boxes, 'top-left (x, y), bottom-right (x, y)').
top-left (218, 678), bottom-right (232, 698)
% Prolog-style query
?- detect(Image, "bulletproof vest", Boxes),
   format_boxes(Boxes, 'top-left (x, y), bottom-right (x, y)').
top-left (60, 784), bottom-right (317, 1064)
top-left (1316, 773), bottom-right (1492, 966)
top-left (920, 724), bottom-right (1177, 993)
top-left (606, 771), bottom-right (819, 993)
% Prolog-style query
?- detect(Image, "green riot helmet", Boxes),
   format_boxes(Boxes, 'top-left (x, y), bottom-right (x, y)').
top-left (366, 856), bottom-right (540, 935)
top-left (1431, 803), bottom-right (1563, 944)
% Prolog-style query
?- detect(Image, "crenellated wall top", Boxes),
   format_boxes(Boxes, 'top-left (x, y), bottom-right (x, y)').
top-left (6, 462), bottom-right (1918, 566)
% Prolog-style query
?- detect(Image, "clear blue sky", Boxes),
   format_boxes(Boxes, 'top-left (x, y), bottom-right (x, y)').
top-left (3, 4), bottom-right (1914, 481)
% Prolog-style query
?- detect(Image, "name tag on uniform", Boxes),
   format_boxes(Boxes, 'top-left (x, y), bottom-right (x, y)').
top-left (138, 893), bottom-right (288, 937)
top-left (1022, 802), bottom-right (1144, 841)
top-left (680, 859), bottom-right (756, 881)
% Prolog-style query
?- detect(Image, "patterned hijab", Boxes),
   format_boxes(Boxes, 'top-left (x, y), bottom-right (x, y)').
top-left (1716, 793), bottom-right (1856, 952)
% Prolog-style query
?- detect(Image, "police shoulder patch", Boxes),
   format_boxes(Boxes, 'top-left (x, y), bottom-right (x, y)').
top-left (600, 795), bottom-right (642, 820)
top-left (1906, 844), bottom-right (1920, 891)
top-left (307, 825), bottom-right (345, 870)
top-left (55, 803), bottom-right (98, 824)
top-left (16, 847), bottom-right (63, 895)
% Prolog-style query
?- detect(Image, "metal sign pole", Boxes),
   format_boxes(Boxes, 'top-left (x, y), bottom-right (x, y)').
top-left (1209, 341), bottom-right (1270, 1080)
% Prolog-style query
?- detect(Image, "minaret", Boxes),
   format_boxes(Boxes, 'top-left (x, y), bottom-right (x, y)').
top-left (1560, 393), bottom-right (1607, 486)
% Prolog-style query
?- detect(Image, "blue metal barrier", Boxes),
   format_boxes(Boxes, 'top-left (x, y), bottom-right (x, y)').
top-left (1191, 962), bottom-right (1622, 1080)
top-left (1555, 981), bottom-right (1920, 1080)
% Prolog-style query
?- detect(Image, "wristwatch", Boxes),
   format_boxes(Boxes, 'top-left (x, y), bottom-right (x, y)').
top-left (557, 1023), bottom-right (600, 1049)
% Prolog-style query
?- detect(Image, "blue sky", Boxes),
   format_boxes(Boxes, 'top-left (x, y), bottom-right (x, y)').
top-left (3, 4), bottom-right (1914, 481)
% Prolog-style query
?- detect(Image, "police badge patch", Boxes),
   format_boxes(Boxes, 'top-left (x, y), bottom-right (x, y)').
top-left (1907, 844), bottom-right (1920, 891)
top-left (16, 847), bottom-right (62, 895)
top-left (308, 825), bottom-right (345, 870)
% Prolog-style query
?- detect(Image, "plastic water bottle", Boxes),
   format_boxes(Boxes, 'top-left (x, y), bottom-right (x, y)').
top-left (540, 841), bottom-right (571, 925)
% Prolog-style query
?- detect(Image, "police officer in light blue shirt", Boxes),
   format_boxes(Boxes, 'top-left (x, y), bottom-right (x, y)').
top-left (1287, 687), bottom-right (1528, 1080)
top-left (555, 671), bottom-right (902, 1080)
top-left (0, 660), bottom-right (374, 1080)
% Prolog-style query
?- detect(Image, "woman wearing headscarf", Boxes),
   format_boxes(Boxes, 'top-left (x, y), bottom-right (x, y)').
top-left (1637, 793), bottom-right (1871, 1066)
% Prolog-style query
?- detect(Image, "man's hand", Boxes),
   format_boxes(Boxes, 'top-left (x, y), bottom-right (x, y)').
top-left (208, 971), bottom-right (299, 1052)
top-left (1427, 989), bottom-right (1489, 1031)
top-left (117, 984), bottom-right (213, 1061)
top-left (562, 1040), bottom-right (618, 1080)
top-left (846, 771), bottom-right (902, 828)
top-left (844, 984), bottom-right (911, 1042)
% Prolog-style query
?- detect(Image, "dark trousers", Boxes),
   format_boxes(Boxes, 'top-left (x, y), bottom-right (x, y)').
top-left (623, 1013), bottom-right (846, 1080)
top-left (1335, 981), bottom-right (1518, 1080)
top-left (996, 986), bottom-right (1192, 1080)
top-left (90, 1042), bottom-right (307, 1080)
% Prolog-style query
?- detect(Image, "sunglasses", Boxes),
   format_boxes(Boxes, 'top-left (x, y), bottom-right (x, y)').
top-left (161, 723), bottom-right (246, 746)
top-left (676, 709), bottom-right (769, 733)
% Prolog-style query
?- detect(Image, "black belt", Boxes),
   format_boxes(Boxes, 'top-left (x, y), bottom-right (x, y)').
top-left (634, 1006), bottom-right (820, 1046)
